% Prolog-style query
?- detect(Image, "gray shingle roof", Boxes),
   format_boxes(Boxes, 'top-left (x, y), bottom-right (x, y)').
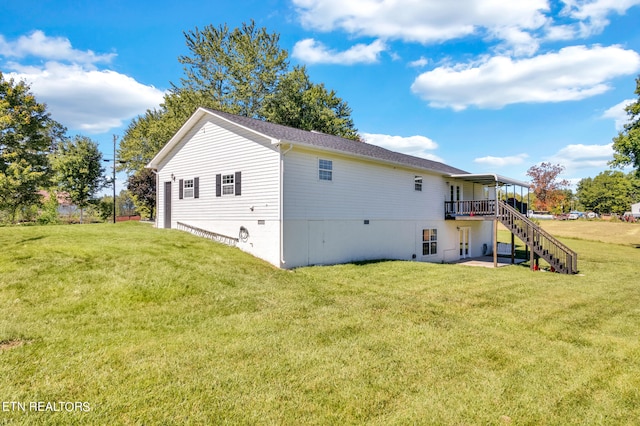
top-left (206, 108), bottom-right (469, 176)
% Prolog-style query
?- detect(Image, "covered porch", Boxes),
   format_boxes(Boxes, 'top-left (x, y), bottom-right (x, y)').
top-left (444, 173), bottom-right (530, 220)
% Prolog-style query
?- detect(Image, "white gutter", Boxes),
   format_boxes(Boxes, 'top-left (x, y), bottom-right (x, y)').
top-left (278, 143), bottom-right (294, 266)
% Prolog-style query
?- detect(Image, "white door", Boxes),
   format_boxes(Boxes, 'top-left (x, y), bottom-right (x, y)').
top-left (459, 227), bottom-right (471, 259)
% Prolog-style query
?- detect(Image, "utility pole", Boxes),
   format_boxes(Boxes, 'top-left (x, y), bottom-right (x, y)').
top-left (113, 134), bottom-right (117, 224)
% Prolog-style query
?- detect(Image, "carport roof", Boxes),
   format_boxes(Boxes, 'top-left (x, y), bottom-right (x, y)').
top-left (449, 173), bottom-right (530, 188)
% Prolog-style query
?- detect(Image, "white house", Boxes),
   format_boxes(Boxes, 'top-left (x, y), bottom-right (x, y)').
top-left (147, 108), bottom-right (533, 269)
top-left (632, 202), bottom-right (640, 215)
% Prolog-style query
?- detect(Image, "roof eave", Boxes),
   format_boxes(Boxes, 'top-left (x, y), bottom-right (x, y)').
top-left (278, 139), bottom-right (464, 175)
top-left (448, 173), bottom-right (530, 188)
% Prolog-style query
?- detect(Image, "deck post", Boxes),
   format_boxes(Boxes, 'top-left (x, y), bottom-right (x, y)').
top-left (511, 232), bottom-right (515, 264)
top-left (493, 218), bottom-right (498, 268)
top-left (529, 224), bottom-right (535, 271)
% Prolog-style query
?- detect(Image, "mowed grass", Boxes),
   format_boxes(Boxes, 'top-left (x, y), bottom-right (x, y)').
top-left (1, 222), bottom-right (639, 425)
top-left (540, 219), bottom-right (640, 247)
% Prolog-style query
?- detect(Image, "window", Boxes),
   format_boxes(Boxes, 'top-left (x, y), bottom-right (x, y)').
top-left (222, 174), bottom-right (235, 195)
top-left (216, 172), bottom-right (241, 197)
top-left (422, 229), bottom-right (438, 256)
top-left (319, 159), bottom-right (333, 181)
top-left (179, 177), bottom-right (199, 199)
top-left (183, 179), bottom-right (194, 198)
top-left (415, 176), bottom-right (423, 191)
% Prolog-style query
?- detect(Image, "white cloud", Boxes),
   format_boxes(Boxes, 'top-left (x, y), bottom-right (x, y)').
top-left (0, 30), bottom-right (115, 66)
top-left (292, 0), bottom-right (549, 52)
top-left (559, 0), bottom-right (640, 37)
top-left (546, 143), bottom-right (614, 171)
top-left (474, 153), bottom-right (529, 167)
top-left (408, 56), bottom-right (429, 68)
top-left (292, 0), bottom-right (640, 59)
top-left (362, 132), bottom-right (443, 162)
top-left (1, 31), bottom-right (164, 134)
top-left (602, 98), bottom-right (634, 130)
top-left (292, 38), bottom-right (387, 64)
top-left (411, 45), bottom-right (640, 110)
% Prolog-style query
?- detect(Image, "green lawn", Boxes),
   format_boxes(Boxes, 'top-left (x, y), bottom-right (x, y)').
top-left (1, 222), bottom-right (639, 425)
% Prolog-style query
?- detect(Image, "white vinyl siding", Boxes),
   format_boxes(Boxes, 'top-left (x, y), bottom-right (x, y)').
top-left (283, 148), bottom-right (442, 221)
top-left (156, 116), bottom-right (280, 225)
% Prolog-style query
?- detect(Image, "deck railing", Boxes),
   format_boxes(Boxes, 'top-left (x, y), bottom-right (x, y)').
top-left (444, 200), bottom-right (578, 274)
top-left (497, 202), bottom-right (578, 274)
top-left (445, 200), bottom-right (496, 217)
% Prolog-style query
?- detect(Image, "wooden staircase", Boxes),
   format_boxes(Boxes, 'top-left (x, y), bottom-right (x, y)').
top-left (497, 202), bottom-right (578, 274)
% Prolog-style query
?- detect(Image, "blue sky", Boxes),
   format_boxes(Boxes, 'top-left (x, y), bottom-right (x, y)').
top-left (2, 0), bottom-right (640, 189)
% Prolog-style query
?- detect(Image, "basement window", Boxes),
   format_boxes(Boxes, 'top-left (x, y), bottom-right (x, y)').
top-left (422, 229), bottom-right (438, 256)
top-left (319, 159), bottom-right (333, 181)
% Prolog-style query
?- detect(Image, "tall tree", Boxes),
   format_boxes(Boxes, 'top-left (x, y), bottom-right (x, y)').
top-left (0, 72), bottom-right (65, 222)
top-left (263, 66), bottom-right (360, 140)
top-left (127, 168), bottom-right (156, 220)
top-left (527, 162), bottom-right (570, 212)
top-left (120, 22), bottom-right (360, 174)
top-left (178, 20), bottom-right (289, 118)
top-left (51, 135), bottom-right (106, 223)
top-left (576, 170), bottom-right (640, 214)
top-left (611, 75), bottom-right (640, 175)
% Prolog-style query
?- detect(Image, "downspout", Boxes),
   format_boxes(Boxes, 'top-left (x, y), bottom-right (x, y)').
top-left (279, 143), bottom-right (294, 266)
top-left (151, 169), bottom-right (159, 227)
top-left (493, 180), bottom-right (499, 268)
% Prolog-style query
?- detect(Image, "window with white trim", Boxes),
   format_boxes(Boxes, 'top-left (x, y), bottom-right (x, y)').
top-left (415, 176), bottom-right (423, 191)
top-left (422, 229), bottom-right (438, 256)
top-left (319, 159), bottom-right (333, 181)
top-left (222, 174), bottom-right (235, 195)
top-left (183, 179), bottom-right (194, 198)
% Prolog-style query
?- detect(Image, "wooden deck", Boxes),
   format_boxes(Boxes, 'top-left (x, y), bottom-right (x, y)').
top-left (444, 200), bottom-right (579, 274)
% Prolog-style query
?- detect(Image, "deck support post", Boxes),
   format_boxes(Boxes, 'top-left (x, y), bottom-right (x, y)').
top-left (493, 218), bottom-right (498, 268)
top-left (511, 232), bottom-right (515, 264)
top-left (529, 224), bottom-right (535, 271)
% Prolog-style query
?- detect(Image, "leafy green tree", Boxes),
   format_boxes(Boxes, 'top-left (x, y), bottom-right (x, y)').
top-left (576, 170), bottom-right (640, 214)
top-left (119, 22), bottom-right (360, 173)
top-left (97, 196), bottom-right (114, 222)
top-left (127, 168), bottom-right (156, 220)
top-left (116, 189), bottom-right (136, 217)
top-left (178, 20), bottom-right (289, 118)
top-left (263, 66), bottom-right (360, 140)
top-left (0, 72), bottom-right (66, 222)
top-left (611, 75), bottom-right (640, 175)
top-left (118, 108), bottom-right (174, 173)
top-left (51, 135), bottom-right (106, 223)
top-left (526, 162), bottom-right (570, 212)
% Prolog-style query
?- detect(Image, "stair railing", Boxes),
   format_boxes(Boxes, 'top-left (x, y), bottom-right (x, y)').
top-left (497, 202), bottom-right (578, 274)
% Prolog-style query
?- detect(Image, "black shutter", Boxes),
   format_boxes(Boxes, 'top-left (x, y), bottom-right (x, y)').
top-left (235, 171), bottom-right (241, 196)
top-left (179, 179), bottom-right (184, 199)
top-left (194, 177), bottom-right (199, 199)
top-left (216, 174), bottom-right (221, 197)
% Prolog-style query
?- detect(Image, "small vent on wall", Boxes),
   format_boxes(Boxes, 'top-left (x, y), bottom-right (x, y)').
top-left (364, 219), bottom-right (370, 225)
top-left (258, 220), bottom-right (265, 225)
